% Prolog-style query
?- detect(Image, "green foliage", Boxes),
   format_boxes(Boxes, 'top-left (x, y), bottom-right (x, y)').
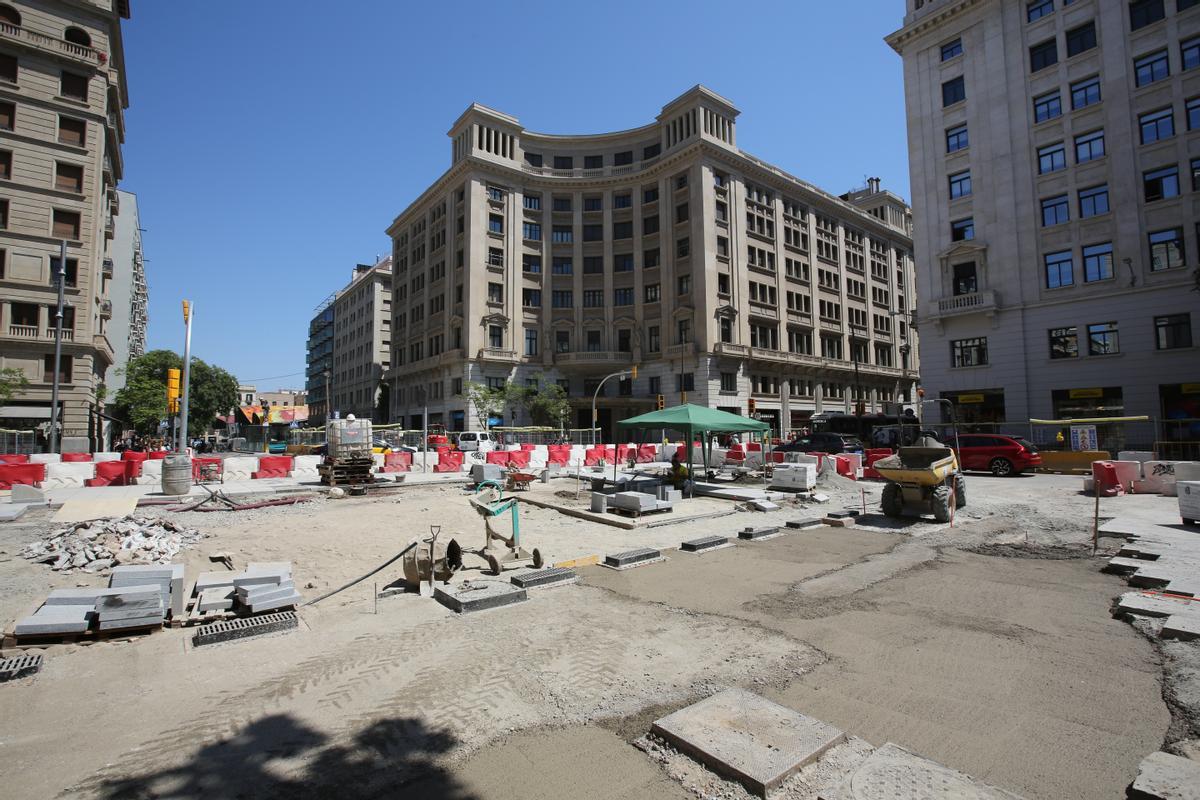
top-left (524, 377), bottom-right (571, 427)
top-left (464, 382), bottom-right (504, 430)
top-left (111, 350), bottom-right (238, 438)
top-left (0, 367), bottom-right (30, 406)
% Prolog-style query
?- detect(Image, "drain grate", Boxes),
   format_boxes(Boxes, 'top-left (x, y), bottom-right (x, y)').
top-left (604, 547), bottom-right (662, 568)
top-left (0, 653), bottom-right (43, 682)
top-left (510, 567), bottom-right (578, 589)
top-left (193, 611), bottom-right (298, 648)
top-left (681, 535), bottom-right (729, 553)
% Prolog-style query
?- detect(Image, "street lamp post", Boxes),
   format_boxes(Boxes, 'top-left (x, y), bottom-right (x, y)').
top-left (591, 368), bottom-right (635, 445)
top-left (48, 240), bottom-right (67, 454)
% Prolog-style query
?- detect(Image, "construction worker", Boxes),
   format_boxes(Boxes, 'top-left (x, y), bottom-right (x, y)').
top-left (668, 452), bottom-right (692, 496)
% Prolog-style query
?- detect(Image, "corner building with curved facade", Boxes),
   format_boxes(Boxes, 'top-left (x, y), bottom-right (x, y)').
top-left (386, 86), bottom-right (919, 437)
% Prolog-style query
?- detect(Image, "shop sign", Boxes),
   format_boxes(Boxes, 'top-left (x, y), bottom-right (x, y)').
top-left (957, 393), bottom-right (985, 404)
top-left (1069, 388), bottom-right (1104, 399)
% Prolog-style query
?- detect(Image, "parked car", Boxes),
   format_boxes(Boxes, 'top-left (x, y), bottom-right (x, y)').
top-left (777, 432), bottom-right (865, 454)
top-left (950, 433), bottom-right (1042, 476)
top-left (457, 431), bottom-right (497, 453)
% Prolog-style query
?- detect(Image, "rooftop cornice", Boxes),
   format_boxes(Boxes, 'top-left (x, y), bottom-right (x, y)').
top-left (885, 0), bottom-right (987, 53)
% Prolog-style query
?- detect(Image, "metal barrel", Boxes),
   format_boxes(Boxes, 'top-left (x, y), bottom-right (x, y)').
top-left (161, 454), bottom-right (192, 496)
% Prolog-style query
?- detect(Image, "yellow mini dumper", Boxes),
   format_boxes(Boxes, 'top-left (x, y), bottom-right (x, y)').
top-left (873, 445), bottom-right (967, 523)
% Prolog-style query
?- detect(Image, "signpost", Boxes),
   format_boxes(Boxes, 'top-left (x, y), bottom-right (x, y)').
top-left (179, 301), bottom-right (193, 453)
top-left (1070, 424), bottom-right (1098, 452)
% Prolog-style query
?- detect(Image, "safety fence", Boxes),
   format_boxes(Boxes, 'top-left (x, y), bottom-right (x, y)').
top-left (922, 417), bottom-right (1200, 458)
top-left (0, 429), bottom-right (37, 454)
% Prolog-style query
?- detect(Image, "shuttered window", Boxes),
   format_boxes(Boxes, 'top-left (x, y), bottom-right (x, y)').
top-left (58, 116), bottom-right (85, 145)
top-left (52, 209), bottom-right (81, 240)
top-left (56, 163), bottom-right (83, 193)
top-left (60, 71), bottom-right (88, 100)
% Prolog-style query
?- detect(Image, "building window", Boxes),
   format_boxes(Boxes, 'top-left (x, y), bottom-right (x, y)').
top-left (1135, 50), bottom-right (1170, 87)
top-left (551, 226), bottom-right (572, 243)
top-left (1192, 158), bottom-right (1200, 190)
top-left (948, 170), bottom-right (971, 199)
top-left (52, 209), bottom-right (80, 239)
top-left (555, 330), bottom-right (570, 353)
top-left (523, 194), bottom-right (541, 211)
top-left (553, 197), bottom-right (572, 212)
top-left (60, 71), bottom-right (88, 101)
top-left (644, 248), bottom-right (660, 268)
top-left (677, 274), bottom-right (691, 294)
top-left (1034, 91), bottom-right (1062, 122)
top-left (614, 150), bottom-right (633, 166)
top-left (1042, 195), bottom-right (1069, 226)
top-left (614, 253), bottom-right (633, 272)
top-left (1087, 322), bottom-right (1119, 355)
top-left (617, 330), bottom-right (632, 355)
top-left (486, 185), bottom-right (504, 202)
top-left (0, 149), bottom-right (10, 181)
top-left (583, 289), bottom-right (603, 308)
top-left (1030, 39), bottom-right (1058, 72)
top-left (488, 214), bottom-right (503, 234)
top-left (1083, 242), bottom-right (1114, 281)
top-left (1079, 185), bottom-right (1109, 218)
top-left (44, 354), bottom-right (73, 383)
top-left (1183, 36), bottom-right (1200, 70)
top-left (488, 282), bottom-right (503, 303)
top-left (1027, 0), bottom-right (1054, 22)
top-left (941, 38), bottom-right (963, 61)
top-left (1130, 0), bottom-right (1166, 30)
top-left (552, 257), bottom-right (572, 275)
top-left (583, 155), bottom-right (602, 170)
top-left (612, 220), bottom-right (632, 239)
top-left (614, 193), bottom-right (632, 209)
top-left (643, 186), bottom-right (658, 203)
top-left (523, 254), bottom-right (541, 274)
top-left (613, 287), bottom-right (633, 306)
top-left (49, 256), bottom-right (78, 288)
top-left (524, 328), bottom-right (538, 356)
top-left (58, 116), bottom-right (85, 146)
top-left (720, 372), bottom-right (737, 392)
top-left (1038, 142), bottom-right (1066, 174)
top-left (718, 273), bottom-right (730, 294)
top-left (553, 156), bottom-right (573, 170)
top-left (1074, 129), bottom-right (1105, 162)
top-left (1065, 22), bottom-right (1096, 57)
top-left (488, 325), bottom-right (503, 348)
top-left (1149, 228), bottom-right (1185, 270)
top-left (953, 262), bottom-right (977, 295)
top-left (677, 318), bottom-right (691, 344)
top-left (0, 52), bottom-right (14, 83)
top-left (951, 217), bottom-right (974, 241)
top-left (676, 237), bottom-right (690, 258)
top-left (522, 288), bottom-right (541, 307)
top-left (522, 221), bottom-right (541, 241)
top-left (552, 290), bottom-right (573, 308)
top-left (1156, 313), bottom-right (1192, 349)
top-left (583, 196), bottom-right (602, 212)
top-left (1049, 326), bottom-right (1078, 359)
top-left (1144, 166), bottom-right (1180, 202)
top-left (583, 224), bottom-right (602, 242)
top-left (675, 372), bottom-right (695, 392)
top-left (1139, 107), bottom-right (1174, 143)
top-left (951, 337), bottom-right (988, 367)
top-left (942, 76), bottom-right (965, 107)
top-left (525, 152), bottom-right (542, 168)
top-left (1189, 97), bottom-right (1200, 129)
top-left (644, 283), bottom-right (660, 302)
top-left (1044, 250), bottom-right (1074, 288)
top-left (0, 100), bottom-right (13, 131)
top-left (1070, 76), bottom-right (1102, 109)
top-left (583, 256), bottom-right (603, 274)
top-left (676, 173), bottom-right (688, 190)
top-left (648, 325), bottom-right (660, 352)
top-left (946, 123), bottom-right (969, 152)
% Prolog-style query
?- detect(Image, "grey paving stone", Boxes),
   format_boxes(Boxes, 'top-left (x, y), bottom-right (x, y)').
top-left (434, 581), bottom-right (526, 614)
top-left (14, 606), bottom-right (92, 636)
top-left (818, 742), bottom-right (1026, 799)
top-left (0, 504), bottom-right (29, 521)
top-left (246, 592), bottom-right (302, 613)
top-left (652, 688), bottom-right (845, 797)
top-left (1162, 614), bottom-right (1200, 641)
top-left (681, 535), bottom-right (730, 553)
top-left (197, 587), bottom-right (235, 612)
top-left (509, 568), bottom-right (578, 589)
top-left (786, 519), bottom-right (824, 529)
top-left (739, 526), bottom-right (780, 540)
top-left (604, 547), bottom-right (662, 567)
top-left (1129, 750), bottom-right (1200, 800)
top-left (98, 614), bottom-right (164, 631)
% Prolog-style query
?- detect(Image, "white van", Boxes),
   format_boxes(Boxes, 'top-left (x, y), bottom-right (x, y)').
top-left (457, 431), bottom-right (497, 453)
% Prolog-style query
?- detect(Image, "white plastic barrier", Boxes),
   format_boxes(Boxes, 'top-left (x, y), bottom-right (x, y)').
top-left (139, 459), bottom-right (163, 484)
top-left (1141, 461), bottom-right (1181, 495)
top-left (223, 456), bottom-right (259, 482)
top-left (412, 451), bottom-right (440, 472)
top-left (42, 461), bottom-right (95, 489)
top-left (292, 455), bottom-right (322, 480)
top-left (372, 453), bottom-right (385, 473)
top-left (1118, 451), bottom-right (1155, 464)
top-left (1110, 460), bottom-right (1142, 488)
top-left (569, 445), bottom-right (587, 463)
top-left (29, 453), bottom-right (62, 464)
top-left (528, 452), bottom-right (548, 470)
top-left (93, 452), bottom-right (121, 462)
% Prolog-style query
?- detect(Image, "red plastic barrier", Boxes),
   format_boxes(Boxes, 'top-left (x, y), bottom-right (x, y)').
top-left (546, 445), bottom-right (571, 465)
top-left (636, 444), bottom-right (658, 463)
top-left (862, 449), bottom-right (893, 481)
top-left (583, 447), bottom-right (606, 466)
top-left (726, 444), bottom-right (746, 464)
top-left (1092, 461), bottom-right (1123, 497)
top-left (0, 454), bottom-right (30, 464)
top-left (615, 444), bottom-right (635, 463)
top-left (486, 451), bottom-right (510, 466)
top-left (61, 453), bottom-right (92, 463)
top-left (191, 456), bottom-right (223, 481)
top-left (0, 463), bottom-right (45, 489)
top-left (148, 450), bottom-right (168, 460)
top-left (434, 450), bottom-right (463, 472)
top-left (86, 459), bottom-right (135, 487)
top-left (122, 451), bottom-right (148, 463)
top-left (508, 450), bottom-right (531, 468)
top-left (253, 455), bottom-right (293, 479)
top-left (832, 455), bottom-right (857, 479)
top-left (381, 452), bottom-right (412, 473)
top-left (520, 443), bottom-right (537, 451)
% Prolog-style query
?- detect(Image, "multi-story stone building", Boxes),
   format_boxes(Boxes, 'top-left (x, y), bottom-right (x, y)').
top-left (104, 188), bottom-right (145, 397)
top-left (305, 295), bottom-right (335, 426)
top-left (384, 87), bottom-right (918, 437)
top-left (0, 0), bottom-right (131, 448)
top-left (888, 0), bottom-right (1200, 425)
top-left (330, 257), bottom-right (391, 421)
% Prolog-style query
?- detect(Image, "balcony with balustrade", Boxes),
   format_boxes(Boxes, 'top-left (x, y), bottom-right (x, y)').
top-left (934, 289), bottom-right (999, 319)
top-left (0, 21), bottom-right (105, 68)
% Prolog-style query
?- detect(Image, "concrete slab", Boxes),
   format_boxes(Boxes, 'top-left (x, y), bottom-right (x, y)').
top-left (14, 605), bottom-right (92, 636)
top-left (1162, 614), bottom-right (1200, 641)
top-left (11, 484), bottom-right (45, 504)
top-left (0, 504), bottom-right (29, 521)
top-left (246, 592), bottom-right (302, 613)
top-left (97, 614), bottom-right (163, 631)
top-left (651, 688), bottom-right (845, 797)
top-left (51, 495), bottom-right (137, 523)
top-left (1117, 591), bottom-right (1200, 618)
top-left (509, 567), bottom-right (578, 589)
top-left (819, 742), bottom-right (1026, 800)
top-left (434, 581), bottom-right (526, 614)
top-left (1129, 750), bottom-right (1200, 800)
top-left (681, 535), bottom-right (730, 553)
top-left (197, 587), bottom-right (234, 612)
top-left (603, 547), bottom-right (663, 569)
top-left (786, 518), bottom-right (824, 530)
top-left (739, 526), bottom-right (780, 540)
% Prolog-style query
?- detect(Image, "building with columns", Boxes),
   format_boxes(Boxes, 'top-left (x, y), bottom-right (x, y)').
top-left (386, 86), bottom-right (918, 438)
top-left (0, 0), bottom-right (132, 449)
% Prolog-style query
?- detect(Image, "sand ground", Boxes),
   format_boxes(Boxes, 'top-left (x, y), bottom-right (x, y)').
top-left (0, 471), bottom-right (1187, 799)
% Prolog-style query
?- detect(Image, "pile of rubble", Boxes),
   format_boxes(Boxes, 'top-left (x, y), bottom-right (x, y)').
top-left (20, 515), bottom-right (204, 573)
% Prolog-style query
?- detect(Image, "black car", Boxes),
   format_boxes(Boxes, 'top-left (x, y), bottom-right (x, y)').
top-left (778, 432), bottom-right (864, 454)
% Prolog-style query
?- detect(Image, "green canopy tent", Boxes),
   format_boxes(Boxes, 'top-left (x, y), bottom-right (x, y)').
top-left (615, 403), bottom-right (770, 494)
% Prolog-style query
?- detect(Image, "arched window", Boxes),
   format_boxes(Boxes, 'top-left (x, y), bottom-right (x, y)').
top-left (0, 4), bottom-right (21, 26)
top-left (64, 26), bottom-right (91, 47)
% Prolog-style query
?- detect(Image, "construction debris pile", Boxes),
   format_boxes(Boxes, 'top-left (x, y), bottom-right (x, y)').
top-left (20, 516), bottom-right (203, 573)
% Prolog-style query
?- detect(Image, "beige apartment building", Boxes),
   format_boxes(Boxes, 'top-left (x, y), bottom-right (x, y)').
top-left (330, 257), bottom-right (392, 421)
top-left (0, 0), bottom-right (131, 449)
top-left (384, 86), bottom-right (918, 438)
top-left (888, 0), bottom-right (1200, 427)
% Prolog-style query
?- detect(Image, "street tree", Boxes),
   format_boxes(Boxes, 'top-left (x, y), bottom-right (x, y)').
top-left (524, 378), bottom-right (572, 428)
top-left (0, 367), bottom-right (30, 406)
top-left (111, 350), bottom-right (238, 438)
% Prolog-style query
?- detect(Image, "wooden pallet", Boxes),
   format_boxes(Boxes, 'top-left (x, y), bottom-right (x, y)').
top-left (2, 621), bottom-right (162, 649)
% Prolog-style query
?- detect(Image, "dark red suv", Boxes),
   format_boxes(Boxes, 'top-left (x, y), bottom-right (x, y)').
top-left (950, 434), bottom-right (1043, 476)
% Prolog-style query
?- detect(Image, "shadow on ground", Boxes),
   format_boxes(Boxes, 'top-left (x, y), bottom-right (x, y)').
top-left (92, 714), bottom-right (477, 800)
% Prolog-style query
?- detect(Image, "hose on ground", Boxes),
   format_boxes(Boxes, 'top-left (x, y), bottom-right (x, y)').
top-left (303, 540), bottom-right (418, 607)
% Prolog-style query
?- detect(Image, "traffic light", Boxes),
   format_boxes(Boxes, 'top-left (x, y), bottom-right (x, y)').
top-left (656, 394), bottom-right (665, 410)
top-left (166, 368), bottom-right (181, 414)
top-left (630, 365), bottom-right (638, 380)
top-left (181, 300), bottom-right (190, 323)
top-left (747, 398), bottom-right (757, 416)
top-left (680, 391), bottom-right (687, 404)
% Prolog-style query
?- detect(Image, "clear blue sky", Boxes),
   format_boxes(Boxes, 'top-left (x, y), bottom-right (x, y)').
top-left (126, 0), bottom-right (910, 391)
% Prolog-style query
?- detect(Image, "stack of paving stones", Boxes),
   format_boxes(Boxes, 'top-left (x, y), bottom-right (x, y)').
top-left (94, 585), bottom-right (163, 631)
top-left (1102, 518), bottom-right (1200, 640)
top-left (233, 562), bottom-right (301, 613)
top-left (109, 564), bottom-right (185, 619)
